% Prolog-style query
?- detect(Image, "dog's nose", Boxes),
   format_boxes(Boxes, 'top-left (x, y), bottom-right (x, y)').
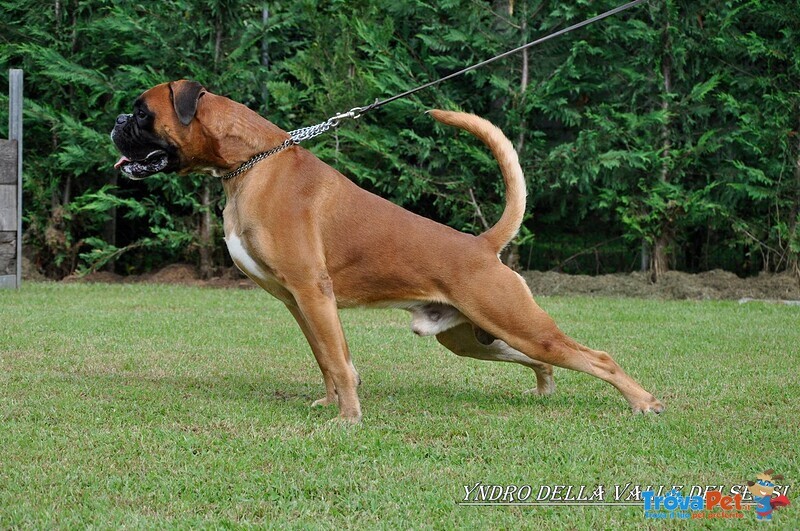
top-left (116, 114), bottom-right (131, 125)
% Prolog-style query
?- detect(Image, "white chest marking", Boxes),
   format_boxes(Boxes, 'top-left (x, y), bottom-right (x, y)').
top-left (225, 234), bottom-right (270, 283)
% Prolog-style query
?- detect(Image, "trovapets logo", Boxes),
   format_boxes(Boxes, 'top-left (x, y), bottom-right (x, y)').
top-left (747, 469), bottom-right (791, 521)
top-left (641, 469), bottom-right (791, 521)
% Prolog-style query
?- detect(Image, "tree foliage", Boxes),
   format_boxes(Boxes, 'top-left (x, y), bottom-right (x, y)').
top-left (1, 0), bottom-right (798, 280)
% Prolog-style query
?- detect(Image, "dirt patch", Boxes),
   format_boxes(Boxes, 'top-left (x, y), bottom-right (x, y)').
top-left (62, 263), bottom-right (256, 289)
top-left (143, 263), bottom-right (199, 283)
top-left (522, 269), bottom-right (800, 301)
top-left (62, 270), bottom-right (125, 284)
top-left (61, 264), bottom-right (800, 301)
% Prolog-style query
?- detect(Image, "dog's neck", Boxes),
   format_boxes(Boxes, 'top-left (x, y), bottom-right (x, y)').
top-left (192, 94), bottom-right (291, 180)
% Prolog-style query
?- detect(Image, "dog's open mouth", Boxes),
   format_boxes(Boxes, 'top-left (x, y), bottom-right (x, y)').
top-left (114, 150), bottom-right (169, 180)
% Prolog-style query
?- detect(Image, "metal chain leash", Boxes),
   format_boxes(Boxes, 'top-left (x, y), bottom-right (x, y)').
top-left (219, 0), bottom-right (645, 181)
top-left (219, 105), bottom-right (371, 180)
top-left (288, 105), bottom-right (370, 143)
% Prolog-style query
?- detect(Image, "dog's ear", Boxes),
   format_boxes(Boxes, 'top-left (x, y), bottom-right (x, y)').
top-left (170, 80), bottom-right (206, 126)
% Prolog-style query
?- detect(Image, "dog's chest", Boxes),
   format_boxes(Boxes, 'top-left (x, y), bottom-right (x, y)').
top-left (224, 232), bottom-right (290, 302)
top-left (225, 233), bottom-right (265, 279)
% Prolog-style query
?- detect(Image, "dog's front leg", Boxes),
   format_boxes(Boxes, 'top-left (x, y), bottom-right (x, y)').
top-left (290, 286), bottom-right (362, 423)
top-left (284, 303), bottom-right (338, 407)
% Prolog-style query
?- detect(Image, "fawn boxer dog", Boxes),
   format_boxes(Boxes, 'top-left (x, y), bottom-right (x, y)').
top-left (111, 80), bottom-right (664, 422)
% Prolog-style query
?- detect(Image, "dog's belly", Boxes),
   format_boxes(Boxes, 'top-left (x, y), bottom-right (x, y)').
top-left (406, 302), bottom-right (468, 336)
top-left (225, 233), bottom-right (292, 302)
top-left (352, 300), bottom-right (468, 336)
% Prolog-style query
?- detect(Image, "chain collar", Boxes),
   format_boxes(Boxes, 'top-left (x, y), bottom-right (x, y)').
top-left (219, 138), bottom-right (295, 181)
top-left (218, 106), bottom-right (368, 181)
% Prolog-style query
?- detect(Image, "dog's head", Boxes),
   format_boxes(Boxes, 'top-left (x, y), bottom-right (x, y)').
top-left (111, 80), bottom-right (210, 179)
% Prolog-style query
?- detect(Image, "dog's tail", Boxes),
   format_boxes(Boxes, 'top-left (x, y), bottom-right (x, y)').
top-left (428, 109), bottom-right (525, 253)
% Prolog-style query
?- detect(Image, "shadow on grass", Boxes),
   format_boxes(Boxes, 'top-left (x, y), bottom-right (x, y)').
top-left (64, 367), bottom-right (623, 420)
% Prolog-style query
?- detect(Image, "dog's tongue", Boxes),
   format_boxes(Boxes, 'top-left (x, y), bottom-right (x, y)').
top-left (114, 156), bottom-right (130, 170)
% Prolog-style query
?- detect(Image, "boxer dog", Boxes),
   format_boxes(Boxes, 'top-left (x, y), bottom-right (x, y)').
top-left (111, 80), bottom-right (664, 422)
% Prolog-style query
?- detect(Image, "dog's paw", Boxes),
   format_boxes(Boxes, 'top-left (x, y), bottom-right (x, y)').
top-left (326, 415), bottom-right (362, 427)
top-left (311, 396), bottom-right (338, 407)
top-left (337, 414), bottom-right (362, 425)
top-left (631, 395), bottom-right (665, 414)
top-left (332, 406), bottom-right (362, 424)
top-left (524, 380), bottom-right (556, 397)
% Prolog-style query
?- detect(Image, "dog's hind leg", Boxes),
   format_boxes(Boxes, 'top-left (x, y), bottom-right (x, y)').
top-left (436, 322), bottom-right (555, 396)
top-left (452, 262), bottom-right (663, 414)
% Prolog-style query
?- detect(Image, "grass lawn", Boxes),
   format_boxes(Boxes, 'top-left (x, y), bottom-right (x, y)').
top-left (1, 282), bottom-right (798, 528)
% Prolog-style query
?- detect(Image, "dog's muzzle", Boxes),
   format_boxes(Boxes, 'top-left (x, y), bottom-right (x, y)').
top-left (111, 114), bottom-right (174, 180)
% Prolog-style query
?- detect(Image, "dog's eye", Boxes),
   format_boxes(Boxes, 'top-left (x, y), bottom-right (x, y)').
top-left (136, 109), bottom-right (149, 121)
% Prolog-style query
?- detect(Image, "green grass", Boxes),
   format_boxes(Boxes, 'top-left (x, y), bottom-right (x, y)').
top-left (1, 282), bottom-right (798, 528)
